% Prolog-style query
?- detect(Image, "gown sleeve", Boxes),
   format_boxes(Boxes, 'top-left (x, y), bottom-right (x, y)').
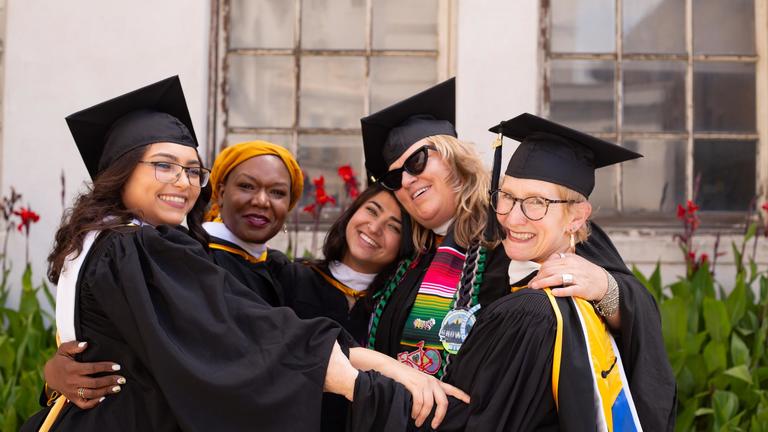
top-left (83, 225), bottom-right (352, 431)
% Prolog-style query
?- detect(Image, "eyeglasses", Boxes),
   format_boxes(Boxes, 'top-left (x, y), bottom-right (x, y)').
top-left (490, 189), bottom-right (578, 221)
top-left (139, 161), bottom-right (211, 187)
top-left (379, 145), bottom-right (436, 191)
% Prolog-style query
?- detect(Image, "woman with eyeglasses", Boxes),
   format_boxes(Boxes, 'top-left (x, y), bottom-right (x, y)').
top-left (355, 81), bottom-right (675, 431)
top-left (23, 76), bottom-right (469, 432)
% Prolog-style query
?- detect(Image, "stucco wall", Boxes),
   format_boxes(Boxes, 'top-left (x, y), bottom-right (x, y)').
top-left (1, 0), bottom-right (210, 305)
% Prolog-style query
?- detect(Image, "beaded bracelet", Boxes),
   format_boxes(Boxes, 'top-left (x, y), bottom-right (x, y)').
top-left (594, 268), bottom-right (620, 318)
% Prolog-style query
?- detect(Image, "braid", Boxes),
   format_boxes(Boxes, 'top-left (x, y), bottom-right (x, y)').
top-left (455, 242), bottom-right (481, 309)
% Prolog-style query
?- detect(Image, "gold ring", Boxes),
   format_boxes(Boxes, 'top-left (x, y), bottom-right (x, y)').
top-left (77, 387), bottom-right (87, 400)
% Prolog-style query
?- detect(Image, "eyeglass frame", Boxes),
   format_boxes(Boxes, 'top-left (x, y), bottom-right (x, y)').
top-left (490, 189), bottom-right (580, 221)
top-left (378, 144), bottom-right (437, 191)
top-left (139, 161), bottom-right (211, 188)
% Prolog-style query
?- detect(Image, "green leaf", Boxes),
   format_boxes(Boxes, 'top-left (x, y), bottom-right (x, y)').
top-left (732, 242), bottom-right (744, 274)
top-left (722, 365), bottom-right (753, 385)
top-left (703, 297), bottom-right (732, 343)
top-left (730, 333), bottom-right (750, 366)
top-left (661, 297), bottom-right (689, 351)
top-left (670, 279), bottom-right (691, 300)
top-left (694, 407), bottom-right (714, 416)
top-left (704, 340), bottom-right (727, 374)
top-left (692, 264), bottom-right (716, 299)
top-left (713, 390), bottom-right (739, 429)
top-left (725, 272), bottom-right (747, 325)
top-left (745, 222), bottom-right (757, 243)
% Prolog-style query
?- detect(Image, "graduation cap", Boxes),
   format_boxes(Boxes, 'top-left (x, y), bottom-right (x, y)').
top-left (361, 78), bottom-right (456, 184)
top-left (66, 75), bottom-right (198, 179)
top-left (488, 113), bottom-right (642, 198)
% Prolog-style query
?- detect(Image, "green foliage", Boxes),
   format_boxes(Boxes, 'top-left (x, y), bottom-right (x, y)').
top-left (0, 264), bottom-right (57, 429)
top-left (636, 235), bottom-right (768, 431)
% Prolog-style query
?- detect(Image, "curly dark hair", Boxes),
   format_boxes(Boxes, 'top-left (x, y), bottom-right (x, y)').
top-left (320, 183), bottom-right (413, 299)
top-left (47, 146), bottom-right (210, 283)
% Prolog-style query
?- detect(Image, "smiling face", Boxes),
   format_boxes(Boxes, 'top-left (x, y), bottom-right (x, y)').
top-left (390, 138), bottom-right (458, 229)
top-left (217, 155), bottom-right (292, 244)
top-left (496, 176), bottom-right (590, 263)
top-left (121, 142), bottom-right (201, 226)
top-left (342, 191), bottom-right (403, 274)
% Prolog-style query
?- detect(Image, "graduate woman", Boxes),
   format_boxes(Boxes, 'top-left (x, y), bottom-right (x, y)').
top-left (202, 140), bottom-right (300, 307)
top-left (426, 114), bottom-right (676, 431)
top-left (24, 76), bottom-right (466, 432)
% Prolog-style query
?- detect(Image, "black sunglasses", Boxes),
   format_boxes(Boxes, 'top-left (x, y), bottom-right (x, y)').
top-left (379, 145), bottom-right (436, 191)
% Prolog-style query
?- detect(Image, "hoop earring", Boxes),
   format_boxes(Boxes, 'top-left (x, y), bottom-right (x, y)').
top-left (283, 224), bottom-right (288, 234)
top-left (569, 230), bottom-right (576, 254)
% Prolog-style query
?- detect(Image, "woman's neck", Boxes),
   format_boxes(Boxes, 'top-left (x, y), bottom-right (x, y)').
top-left (330, 260), bottom-right (377, 292)
top-left (203, 221), bottom-right (267, 258)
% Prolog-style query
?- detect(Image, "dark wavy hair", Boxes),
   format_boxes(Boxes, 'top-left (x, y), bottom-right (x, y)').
top-left (47, 146), bottom-right (210, 283)
top-left (320, 183), bottom-right (414, 300)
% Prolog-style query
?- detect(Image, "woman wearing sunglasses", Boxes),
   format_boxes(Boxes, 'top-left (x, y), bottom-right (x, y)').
top-left (24, 77), bottom-right (469, 432)
top-left (355, 81), bottom-right (675, 430)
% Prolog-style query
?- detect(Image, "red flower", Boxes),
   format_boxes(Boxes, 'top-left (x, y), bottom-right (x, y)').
top-left (14, 207), bottom-right (40, 233)
top-left (700, 253), bottom-right (709, 263)
top-left (762, 202), bottom-right (768, 213)
top-left (686, 200), bottom-right (699, 214)
top-left (313, 176), bottom-right (336, 206)
top-left (337, 165), bottom-right (360, 199)
top-left (302, 203), bottom-right (316, 214)
top-left (676, 204), bottom-right (686, 220)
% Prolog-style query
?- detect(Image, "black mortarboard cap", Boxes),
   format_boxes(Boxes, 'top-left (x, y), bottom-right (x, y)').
top-left (361, 78), bottom-right (456, 184)
top-left (489, 113), bottom-right (642, 197)
top-left (66, 75), bottom-right (198, 179)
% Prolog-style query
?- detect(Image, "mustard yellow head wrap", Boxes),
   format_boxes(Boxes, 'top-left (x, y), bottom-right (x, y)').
top-left (206, 141), bottom-right (303, 221)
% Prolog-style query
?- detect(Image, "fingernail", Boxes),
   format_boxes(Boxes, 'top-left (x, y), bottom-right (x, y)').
top-left (112, 364), bottom-right (121, 371)
top-left (98, 396), bottom-right (105, 403)
top-left (112, 386), bottom-right (121, 393)
top-left (117, 377), bottom-right (126, 385)
top-left (78, 341), bottom-right (87, 348)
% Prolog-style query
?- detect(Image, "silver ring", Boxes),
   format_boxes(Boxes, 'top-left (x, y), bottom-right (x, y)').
top-left (562, 273), bottom-right (574, 286)
top-left (558, 252), bottom-right (567, 259)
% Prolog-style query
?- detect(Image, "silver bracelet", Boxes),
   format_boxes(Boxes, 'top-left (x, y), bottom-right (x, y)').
top-left (594, 268), bottom-right (620, 318)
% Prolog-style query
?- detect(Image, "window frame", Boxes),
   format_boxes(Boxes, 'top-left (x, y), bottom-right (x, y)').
top-left (538, 0), bottom-right (768, 228)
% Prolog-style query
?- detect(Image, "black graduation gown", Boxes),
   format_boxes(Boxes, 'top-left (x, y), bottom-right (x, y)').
top-left (208, 235), bottom-right (287, 306)
top-left (276, 261), bottom-right (373, 432)
top-left (24, 225), bottom-right (355, 432)
top-left (366, 223), bottom-right (676, 431)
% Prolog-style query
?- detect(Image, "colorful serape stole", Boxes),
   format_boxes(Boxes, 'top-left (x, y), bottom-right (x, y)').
top-left (398, 235), bottom-right (466, 377)
top-left (544, 288), bottom-right (643, 432)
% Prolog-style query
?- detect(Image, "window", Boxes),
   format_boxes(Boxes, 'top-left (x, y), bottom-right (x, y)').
top-left (541, 0), bottom-right (767, 224)
top-left (209, 0), bottom-right (454, 224)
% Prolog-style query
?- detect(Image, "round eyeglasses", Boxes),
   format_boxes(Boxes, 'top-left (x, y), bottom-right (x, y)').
top-left (139, 161), bottom-right (211, 188)
top-left (490, 189), bottom-right (579, 221)
top-left (379, 145), bottom-right (436, 191)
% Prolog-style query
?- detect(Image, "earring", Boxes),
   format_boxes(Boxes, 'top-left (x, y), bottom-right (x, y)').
top-left (282, 224), bottom-right (288, 234)
top-left (569, 230), bottom-right (576, 254)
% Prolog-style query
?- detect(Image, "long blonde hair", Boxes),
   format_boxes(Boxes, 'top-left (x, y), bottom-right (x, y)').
top-left (411, 135), bottom-right (491, 251)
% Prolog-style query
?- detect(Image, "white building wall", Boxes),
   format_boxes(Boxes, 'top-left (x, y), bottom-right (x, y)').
top-left (1, 0), bottom-right (210, 304)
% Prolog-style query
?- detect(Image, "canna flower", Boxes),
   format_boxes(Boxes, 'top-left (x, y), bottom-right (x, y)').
top-left (14, 207), bottom-right (40, 235)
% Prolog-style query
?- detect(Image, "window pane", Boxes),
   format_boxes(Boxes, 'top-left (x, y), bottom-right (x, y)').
top-left (551, 0), bottom-right (615, 53)
top-left (300, 57), bottom-right (365, 129)
top-left (623, 61), bottom-right (685, 132)
top-left (623, 0), bottom-right (685, 54)
top-left (694, 0), bottom-right (755, 55)
top-left (694, 140), bottom-right (756, 211)
top-left (225, 134), bottom-right (293, 150)
top-left (372, 0), bottom-right (438, 50)
top-left (591, 165), bottom-right (617, 213)
top-left (550, 60), bottom-right (615, 132)
top-left (622, 140), bottom-right (686, 212)
top-left (302, 0), bottom-right (365, 49)
top-left (370, 57), bottom-right (437, 112)
top-left (693, 62), bottom-right (756, 133)
top-left (228, 55), bottom-right (295, 128)
top-left (230, 0), bottom-right (295, 49)
top-left (297, 134), bottom-right (364, 217)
